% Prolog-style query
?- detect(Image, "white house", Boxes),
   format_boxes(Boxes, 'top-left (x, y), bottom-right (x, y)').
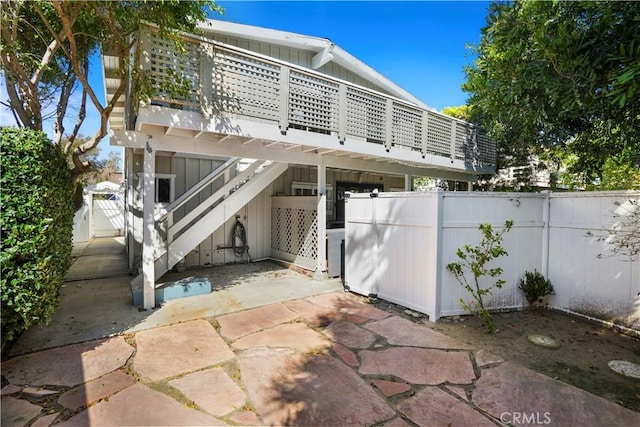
top-left (103, 19), bottom-right (496, 309)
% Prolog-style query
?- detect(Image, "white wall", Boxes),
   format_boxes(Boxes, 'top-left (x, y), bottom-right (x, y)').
top-left (549, 192), bottom-right (639, 328)
top-left (345, 190), bottom-right (640, 329)
top-left (439, 192), bottom-right (545, 317)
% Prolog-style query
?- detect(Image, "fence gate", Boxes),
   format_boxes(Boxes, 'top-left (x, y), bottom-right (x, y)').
top-left (92, 198), bottom-right (124, 237)
top-left (344, 191), bottom-right (441, 319)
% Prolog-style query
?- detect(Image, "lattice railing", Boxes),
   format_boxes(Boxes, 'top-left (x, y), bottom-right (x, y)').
top-left (346, 87), bottom-right (386, 143)
top-left (147, 32), bottom-right (200, 107)
top-left (140, 25), bottom-right (496, 168)
top-left (392, 103), bottom-right (422, 150)
top-left (289, 70), bottom-right (339, 133)
top-left (212, 48), bottom-right (281, 121)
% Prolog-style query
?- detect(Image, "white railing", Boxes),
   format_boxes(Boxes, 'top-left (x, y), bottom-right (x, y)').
top-left (139, 26), bottom-right (496, 167)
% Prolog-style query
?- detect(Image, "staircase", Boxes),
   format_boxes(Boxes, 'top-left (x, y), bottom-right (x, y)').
top-left (131, 159), bottom-right (288, 289)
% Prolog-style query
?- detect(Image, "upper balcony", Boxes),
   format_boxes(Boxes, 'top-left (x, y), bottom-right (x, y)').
top-left (109, 24), bottom-right (496, 176)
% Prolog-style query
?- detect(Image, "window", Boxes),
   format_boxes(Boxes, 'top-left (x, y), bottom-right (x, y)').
top-left (157, 178), bottom-right (172, 203)
top-left (291, 182), bottom-right (333, 217)
top-left (136, 173), bottom-right (175, 205)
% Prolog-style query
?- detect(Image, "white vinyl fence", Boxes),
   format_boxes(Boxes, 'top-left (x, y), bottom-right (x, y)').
top-left (344, 190), bottom-right (639, 330)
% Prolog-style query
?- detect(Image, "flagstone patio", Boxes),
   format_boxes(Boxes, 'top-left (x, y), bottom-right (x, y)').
top-left (2, 291), bottom-right (639, 426)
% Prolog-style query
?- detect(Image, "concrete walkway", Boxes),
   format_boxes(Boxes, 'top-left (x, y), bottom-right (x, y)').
top-left (2, 292), bottom-right (638, 426)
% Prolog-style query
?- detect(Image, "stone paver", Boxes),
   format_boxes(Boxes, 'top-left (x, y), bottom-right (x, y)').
top-left (398, 386), bottom-right (496, 427)
top-left (323, 320), bottom-right (376, 348)
top-left (475, 349), bottom-right (504, 367)
top-left (59, 383), bottom-right (226, 426)
top-left (383, 417), bottom-right (412, 427)
top-left (332, 342), bottom-right (359, 367)
top-left (133, 319), bottom-right (234, 381)
top-left (284, 299), bottom-right (338, 326)
top-left (306, 293), bottom-right (391, 320)
top-left (230, 410), bottom-right (261, 425)
top-left (365, 315), bottom-right (471, 349)
top-left (23, 387), bottom-right (58, 396)
top-left (307, 292), bottom-right (390, 320)
top-left (216, 303), bottom-right (298, 340)
top-left (2, 337), bottom-right (133, 387)
top-left (1, 396), bottom-right (42, 427)
top-left (58, 383), bottom-right (227, 427)
top-left (371, 379), bottom-right (411, 397)
top-left (360, 347), bottom-right (476, 385)
top-left (238, 349), bottom-right (395, 426)
top-left (31, 413), bottom-right (59, 427)
top-left (169, 367), bottom-right (246, 416)
top-left (232, 322), bottom-right (331, 352)
top-left (472, 362), bottom-right (640, 426)
top-left (58, 370), bottom-right (136, 411)
top-left (1, 385), bottom-right (21, 395)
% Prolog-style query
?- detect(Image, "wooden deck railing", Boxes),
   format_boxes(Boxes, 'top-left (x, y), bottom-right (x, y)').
top-left (139, 26), bottom-right (496, 168)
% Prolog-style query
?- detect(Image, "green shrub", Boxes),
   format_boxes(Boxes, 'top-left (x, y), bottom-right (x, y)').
top-left (519, 270), bottom-right (554, 306)
top-left (1, 127), bottom-right (74, 347)
top-left (447, 220), bottom-right (513, 333)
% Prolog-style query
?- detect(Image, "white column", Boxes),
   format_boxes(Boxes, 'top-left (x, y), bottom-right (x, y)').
top-left (405, 174), bottom-right (412, 191)
top-left (142, 139), bottom-right (156, 310)
top-left (126, 148), bottom-right (135, 270)
top-left (426, 187), bottom-right (444, 321)
top-left (315, 163), bottom-right (327, 279)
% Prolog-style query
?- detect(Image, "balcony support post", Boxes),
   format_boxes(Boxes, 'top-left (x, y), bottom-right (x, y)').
top-left (405, 174), bottom-right (412, 191)
top-left (278, 66), bottom-right (290, 135)
top-left (314, 163), bottom-right (328, 279)
top-left (142, 137), bottom-right (156, 310)
top-left (384, 99), bottom-right (394, 152)
top-left (338, 83), bottom-right (347, 144)
top-left (200, 42), bottom-right (214, 119)
top-left (421, 111), bottom-right (429, 158)
top-left (450, 120), bottom-right (457, 162)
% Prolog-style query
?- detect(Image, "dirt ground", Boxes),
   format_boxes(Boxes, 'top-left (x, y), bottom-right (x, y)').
top-left (370, 299), bottom-right (640, 413)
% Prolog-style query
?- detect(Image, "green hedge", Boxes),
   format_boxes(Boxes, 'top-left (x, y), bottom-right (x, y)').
top-left (1, 127), bottom-right (74, 346)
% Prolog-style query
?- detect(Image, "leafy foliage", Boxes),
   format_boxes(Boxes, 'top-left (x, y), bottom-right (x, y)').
top-left (587, 199), bottom-right (640, 262)
top-left (464, 1), bottom-right (640, 188)
top-left (447, 220), bottom-right (513, 333)
top-left (519, 270), bottom-right (554, 306)
top-left (1, 0), bottom-right (222, 203)
top-left (1, 127), bottom-right (74, 347)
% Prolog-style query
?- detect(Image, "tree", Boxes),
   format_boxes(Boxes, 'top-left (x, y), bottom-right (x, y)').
top-left (463, 1), bottom-right (640, 189)
top-left (1, 0), bottom-right (222, 204)
top-left (442, 105), bottom-right (470, 121)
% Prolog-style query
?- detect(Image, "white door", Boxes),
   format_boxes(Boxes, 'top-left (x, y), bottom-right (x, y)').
top-left (92, 196), bottom-right (124, 237)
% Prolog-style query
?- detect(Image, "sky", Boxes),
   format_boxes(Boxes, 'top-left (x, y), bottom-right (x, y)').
top-left (214, 1), bottom-right (492, 110)
top-left (0, 1), bottom-right (492, 163)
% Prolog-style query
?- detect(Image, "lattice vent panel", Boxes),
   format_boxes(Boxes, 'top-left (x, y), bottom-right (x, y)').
top-left (289, 71), bottom-right (339, 133)
top-left (346, 88), bottom-right (386, 143)
top-left (271, 207), bottom-right (318, 262)
top-left (149, 34), bottom-right (200, 105)
top-left (392, 103), bottom-right (422, 149)
top-left (425, 112), bottom-right (453, 157)
top-left (213, 48), bottom-right (281, 121)
top-left (455, 122), bottom-right (472, 161)
top-left (477, 132), bottom-right (496, 165)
